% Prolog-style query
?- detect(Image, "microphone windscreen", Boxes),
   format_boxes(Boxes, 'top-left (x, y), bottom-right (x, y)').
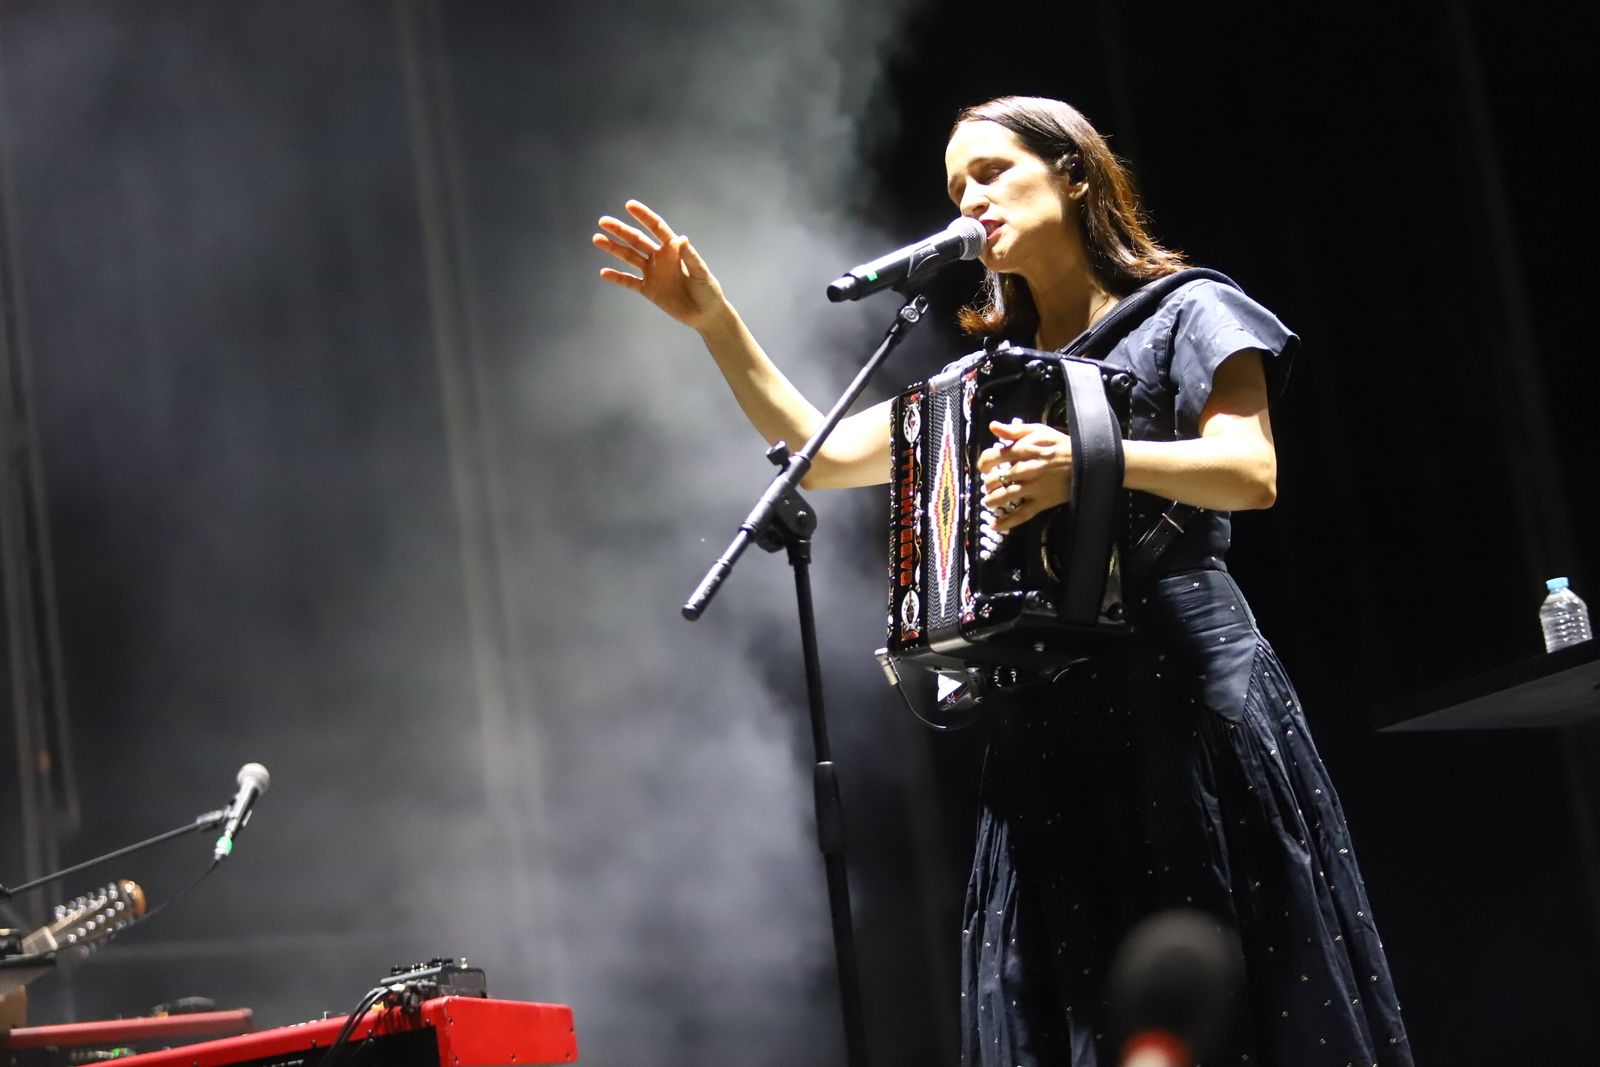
top-left (237, 762), bottom-right (271, 793)
top-left (946, 217), bottom-right (986, 260)
top-left (1107, 908), bottom-right (1241, 1063)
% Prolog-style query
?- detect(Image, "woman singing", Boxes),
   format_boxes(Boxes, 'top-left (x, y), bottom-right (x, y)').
top-left (593, 95), bottom-right (1411, 1067)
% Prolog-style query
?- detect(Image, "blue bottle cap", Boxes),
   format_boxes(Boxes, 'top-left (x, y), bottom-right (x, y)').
top-left (1546, 576), bottom-right (1570, 592)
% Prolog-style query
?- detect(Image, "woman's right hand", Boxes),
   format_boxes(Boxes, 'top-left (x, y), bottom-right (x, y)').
top-left (593, 200), bottom-right (729, 333)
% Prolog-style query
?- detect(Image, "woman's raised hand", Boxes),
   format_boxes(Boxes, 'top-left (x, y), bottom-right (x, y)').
top-left (593, 200), bottom-right (728, 333)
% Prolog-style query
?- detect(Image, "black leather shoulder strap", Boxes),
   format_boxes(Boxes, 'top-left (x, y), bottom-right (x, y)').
top-left (1060, 267), bottom-right (1239, 362)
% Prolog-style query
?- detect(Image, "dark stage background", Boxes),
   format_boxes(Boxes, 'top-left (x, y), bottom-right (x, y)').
top-left (1, 2), bottom-right (1595, 1065)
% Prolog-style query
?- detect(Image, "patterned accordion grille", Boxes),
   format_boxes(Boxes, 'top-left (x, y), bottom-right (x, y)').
top-left (925, 380), bottom-right (964, 641)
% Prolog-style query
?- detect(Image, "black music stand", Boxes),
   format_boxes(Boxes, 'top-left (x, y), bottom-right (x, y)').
top-left (1377, 639), bottom-right (1600, 951)
top-left (1375, 639), bottom-right (1600, 732)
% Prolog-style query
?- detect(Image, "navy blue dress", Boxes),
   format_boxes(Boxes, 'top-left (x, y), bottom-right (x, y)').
top-left (958, 281), bottom-right (1413, 1067)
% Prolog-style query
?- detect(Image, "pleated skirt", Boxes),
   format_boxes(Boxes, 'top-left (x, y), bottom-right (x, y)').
top-left (959, 571), bottom-right (1413, 1067)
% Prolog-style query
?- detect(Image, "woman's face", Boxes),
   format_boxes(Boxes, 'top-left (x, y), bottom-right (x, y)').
top-left (944, 120), bottom-right (1077, 274)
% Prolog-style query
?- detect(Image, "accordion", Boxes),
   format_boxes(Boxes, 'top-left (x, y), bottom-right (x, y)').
top-left (885, 345), bottom-right (1136, 672)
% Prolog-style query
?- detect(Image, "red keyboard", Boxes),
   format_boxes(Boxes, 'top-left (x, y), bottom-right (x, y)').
top-left (106, 996), bottom-right (577, 1067)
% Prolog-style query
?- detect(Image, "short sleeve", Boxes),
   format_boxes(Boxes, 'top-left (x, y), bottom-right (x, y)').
top-left (1168, 281), bottom-right (1298, 438)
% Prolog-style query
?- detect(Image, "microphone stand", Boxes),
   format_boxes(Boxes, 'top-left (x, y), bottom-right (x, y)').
top-left (685, 290), bottom-right (931, 1067)
top-left (0, 809), bottom-right (227, 903)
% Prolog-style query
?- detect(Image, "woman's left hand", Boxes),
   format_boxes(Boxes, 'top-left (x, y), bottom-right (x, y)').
top-left (977, 420), bottom-right (1073, 532)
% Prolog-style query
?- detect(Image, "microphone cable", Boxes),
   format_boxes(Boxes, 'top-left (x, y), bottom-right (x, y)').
top-left (113, 858), bottom-right (223, 942)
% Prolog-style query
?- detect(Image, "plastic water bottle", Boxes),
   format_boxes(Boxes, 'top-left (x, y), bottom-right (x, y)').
top-left (1539, 577), bottom-right (1592, 652)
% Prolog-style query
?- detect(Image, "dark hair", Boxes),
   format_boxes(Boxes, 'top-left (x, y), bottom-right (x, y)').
top-left (952, 96), bottom-right (1187, 340)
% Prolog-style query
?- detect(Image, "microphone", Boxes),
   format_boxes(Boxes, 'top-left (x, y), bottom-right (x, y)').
top-left (826, 217), bottom-right (986, 302)
top-left (213, 762), bottom-right (271, 862)
top-left (1108, 909), bottom-right (1241, 1067)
